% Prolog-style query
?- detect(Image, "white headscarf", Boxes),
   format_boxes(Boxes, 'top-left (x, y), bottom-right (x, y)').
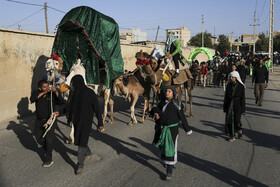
top-left (229, 71), bottom-right (246, 88)
top-left (164, 33), bottom-right (177, 53)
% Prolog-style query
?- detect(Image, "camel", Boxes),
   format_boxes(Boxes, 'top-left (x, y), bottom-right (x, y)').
top-left (113, 69), bottom-right (151, 126)
top-left (136, 50), bottom-right (197, 117)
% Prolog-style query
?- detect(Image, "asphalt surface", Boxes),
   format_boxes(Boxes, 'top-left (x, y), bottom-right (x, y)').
top-left (0, 67), bottom-right (280, 187)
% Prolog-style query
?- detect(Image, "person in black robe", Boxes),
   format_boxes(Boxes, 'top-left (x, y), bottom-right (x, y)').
top-left (67, 75), bottom-right (104, 175)
top-left (223, 71), bottom-right (246, 142)
top-left (237, 60), bottom-right (247, 83)
top-left (151, 85), bottom-right (192, 181)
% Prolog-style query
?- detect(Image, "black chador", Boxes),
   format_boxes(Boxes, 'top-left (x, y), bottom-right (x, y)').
top-left (223, 74), bottom-right (245, 140)
top-left (67, 75), bottom-right (103, 174)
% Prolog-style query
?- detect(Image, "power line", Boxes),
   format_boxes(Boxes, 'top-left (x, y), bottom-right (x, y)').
top-left (6, 8), bottom-right (44, 29)
top-left (259, 0), bottom-right (267, 20)
top-left (6, 0), bottom-right (66, 14)
top-left (6, 0), bottom-right (43, 7)
top-left (47, 6), bottom-right (66, 14)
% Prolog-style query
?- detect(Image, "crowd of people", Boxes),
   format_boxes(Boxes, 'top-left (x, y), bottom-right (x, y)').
top-left (194, 54), bottom-right (271, 90)
top-left (29, 35), bottom-right (271, 181)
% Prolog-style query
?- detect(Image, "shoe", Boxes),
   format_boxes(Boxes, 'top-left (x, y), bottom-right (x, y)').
top-left (84, 154), bottom-right (91, 163)
top-left (43, 161), bottom-right (53, 167)
top-left (165, 173), bottom-right (171, 181)
top-left (98, 126), bottom-right (105, 132)
top-left (165, 164), bottom-right (173, 181)
top-left (259, 103), bottom-right (263, 106)
top-left (174, 72), bottom-right (179, 78)
top-left (75, 167), bottom-right (83, 175)
top-left (229, 137), bottom-right (236, 142)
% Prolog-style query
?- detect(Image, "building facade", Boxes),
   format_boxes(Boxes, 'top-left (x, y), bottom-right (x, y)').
top-left (166, 27), bottom-right (191, 47)
top-left (119, 28), bottom-right (147, 43)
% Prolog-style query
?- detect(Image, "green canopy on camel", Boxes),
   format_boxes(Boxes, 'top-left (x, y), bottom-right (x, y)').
top-left (52, 6), bottom-right (124, 88)
top-left (188, 47), bottom-right (213, 62)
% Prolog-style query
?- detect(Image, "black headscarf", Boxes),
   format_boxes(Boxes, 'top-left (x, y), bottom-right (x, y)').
top-left (165, 85), bottom-right (181, 111)
top-left (165, 85), bottom-right (178, 99)
top-left (67, 75), bottom-right (87, 123)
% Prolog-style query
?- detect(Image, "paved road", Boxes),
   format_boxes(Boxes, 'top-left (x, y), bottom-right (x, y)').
top-left (0, 69), bottom-right (280, 187)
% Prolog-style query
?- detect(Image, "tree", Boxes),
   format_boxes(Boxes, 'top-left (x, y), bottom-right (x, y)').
top-left (188, 32), bottom-right (213, 48)
top-left (255, 32), bottom-right (268, 52)
top-left (215, 34), bottom-right (230, 56)
top-left (273, 34), bottom-right (280, 53)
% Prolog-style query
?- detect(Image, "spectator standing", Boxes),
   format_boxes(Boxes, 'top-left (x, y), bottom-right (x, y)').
top-left (252, 59), bottom-right (269, 106)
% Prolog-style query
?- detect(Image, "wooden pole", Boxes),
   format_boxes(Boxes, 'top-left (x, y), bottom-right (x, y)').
top-left (44, 2), bottom-right (49, 34)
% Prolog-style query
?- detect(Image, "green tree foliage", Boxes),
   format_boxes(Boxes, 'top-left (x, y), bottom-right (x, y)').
top-left (273, 34), bottom-right (280, 52)
top-left (215, 34), bottom-right (230, 56)
top-left (255, 32), bottom-right (269, 52)
top-left (188, 32), bottom-right (213, 48)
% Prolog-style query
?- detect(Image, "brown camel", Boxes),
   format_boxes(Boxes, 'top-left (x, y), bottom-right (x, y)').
top-left (113, 68), bottom-right (151, 126)
top-left (136, 51), bottom-right (195, 117)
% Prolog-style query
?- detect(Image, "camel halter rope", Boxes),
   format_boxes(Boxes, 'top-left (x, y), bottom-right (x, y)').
top-left (42, 60), bottom-right (57, 138)
top-left (158, 57), bottom-right (173, 88)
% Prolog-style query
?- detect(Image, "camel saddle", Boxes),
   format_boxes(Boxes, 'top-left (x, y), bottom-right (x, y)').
top-left (168, 59), bottom-right (192, 85)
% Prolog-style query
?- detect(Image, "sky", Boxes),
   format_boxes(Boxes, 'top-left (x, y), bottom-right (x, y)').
top-left (0, 0), bottom-right (279, 42)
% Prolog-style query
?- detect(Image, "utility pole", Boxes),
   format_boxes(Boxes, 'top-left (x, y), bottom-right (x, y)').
top-left (214, 26), bottom-right (215, 37)
top-left (268, 0), bottom-right (274, 72)
top-left (155, 25), bottom-right (160, 42)
top-left (230, 32), bottom-right (234, 52)
top-left (250, 11), bottom-right (260, 55)
top-left (202, 14), bottom-right (204, 47)
top-left (44, 2), bottom-right (49, 34)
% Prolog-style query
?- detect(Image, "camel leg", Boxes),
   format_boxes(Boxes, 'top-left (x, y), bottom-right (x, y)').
top-left (103, 89), bottom-right (110, 124)
top-left (108, 98), bottom-right (115, 124)
top-left (184, 87), bottom-right (188, 113)
top-left (189, 89), bottom-right (193, 117)
top-left (140, 98), bottom-right (148, 123)
top-left (66, 122), bottom-right (74, 144)
top-left (128, 95), bottom-right (138, 126)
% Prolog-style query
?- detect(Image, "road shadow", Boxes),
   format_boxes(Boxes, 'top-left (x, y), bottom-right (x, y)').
top-left (128, 137), bottom-right (267, 186)
top-left (6, 121), bottom-right (45, 162)
top-left (178, 151), bottom-right (268, 187)
top-left (7, 100), bottom-right (77, 171)
top-left (246, 106), bottom-right (280, 120)
top-left (242, 128), bottom-right (280, 151)
top-left (90, 130), bottom-right (166, 180)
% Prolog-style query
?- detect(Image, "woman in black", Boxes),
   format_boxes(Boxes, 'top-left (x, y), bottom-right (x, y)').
top-left (223, 71), bottom-right (246, 142)
top-left (67, 75), bottom-right (104, 175)
top-left (152, 85), bottom-right (192, 181)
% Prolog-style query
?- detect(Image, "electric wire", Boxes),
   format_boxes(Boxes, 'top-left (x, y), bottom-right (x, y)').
top-left (6, 8), bottom-right (44, 29)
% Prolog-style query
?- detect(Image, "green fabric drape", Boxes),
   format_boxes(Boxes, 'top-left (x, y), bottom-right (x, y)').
top-left (52, 6), bottom-right (124, 88)
top-left (155, 123), bottom-right (179, 157)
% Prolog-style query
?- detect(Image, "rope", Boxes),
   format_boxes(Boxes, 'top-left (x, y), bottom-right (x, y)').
top-left (42, 62), bottom-right (57, 138)
top-left (159, 58), bottom-right (172, 88)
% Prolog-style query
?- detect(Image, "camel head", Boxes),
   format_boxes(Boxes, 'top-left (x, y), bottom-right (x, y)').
top-left (114, 76), bottom-right (123, 86)
top-left (45, 58), bottom-right (59, 72)
top-left (65, 58), bottom-right (87, 86)
top-left (135, 50), bottom-right (150, 62)
top-left (150, 57), bottom-right (158, 70)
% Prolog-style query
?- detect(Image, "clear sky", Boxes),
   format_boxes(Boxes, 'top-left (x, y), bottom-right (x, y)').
top-left (0, 0), bottom-right (279, 41)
